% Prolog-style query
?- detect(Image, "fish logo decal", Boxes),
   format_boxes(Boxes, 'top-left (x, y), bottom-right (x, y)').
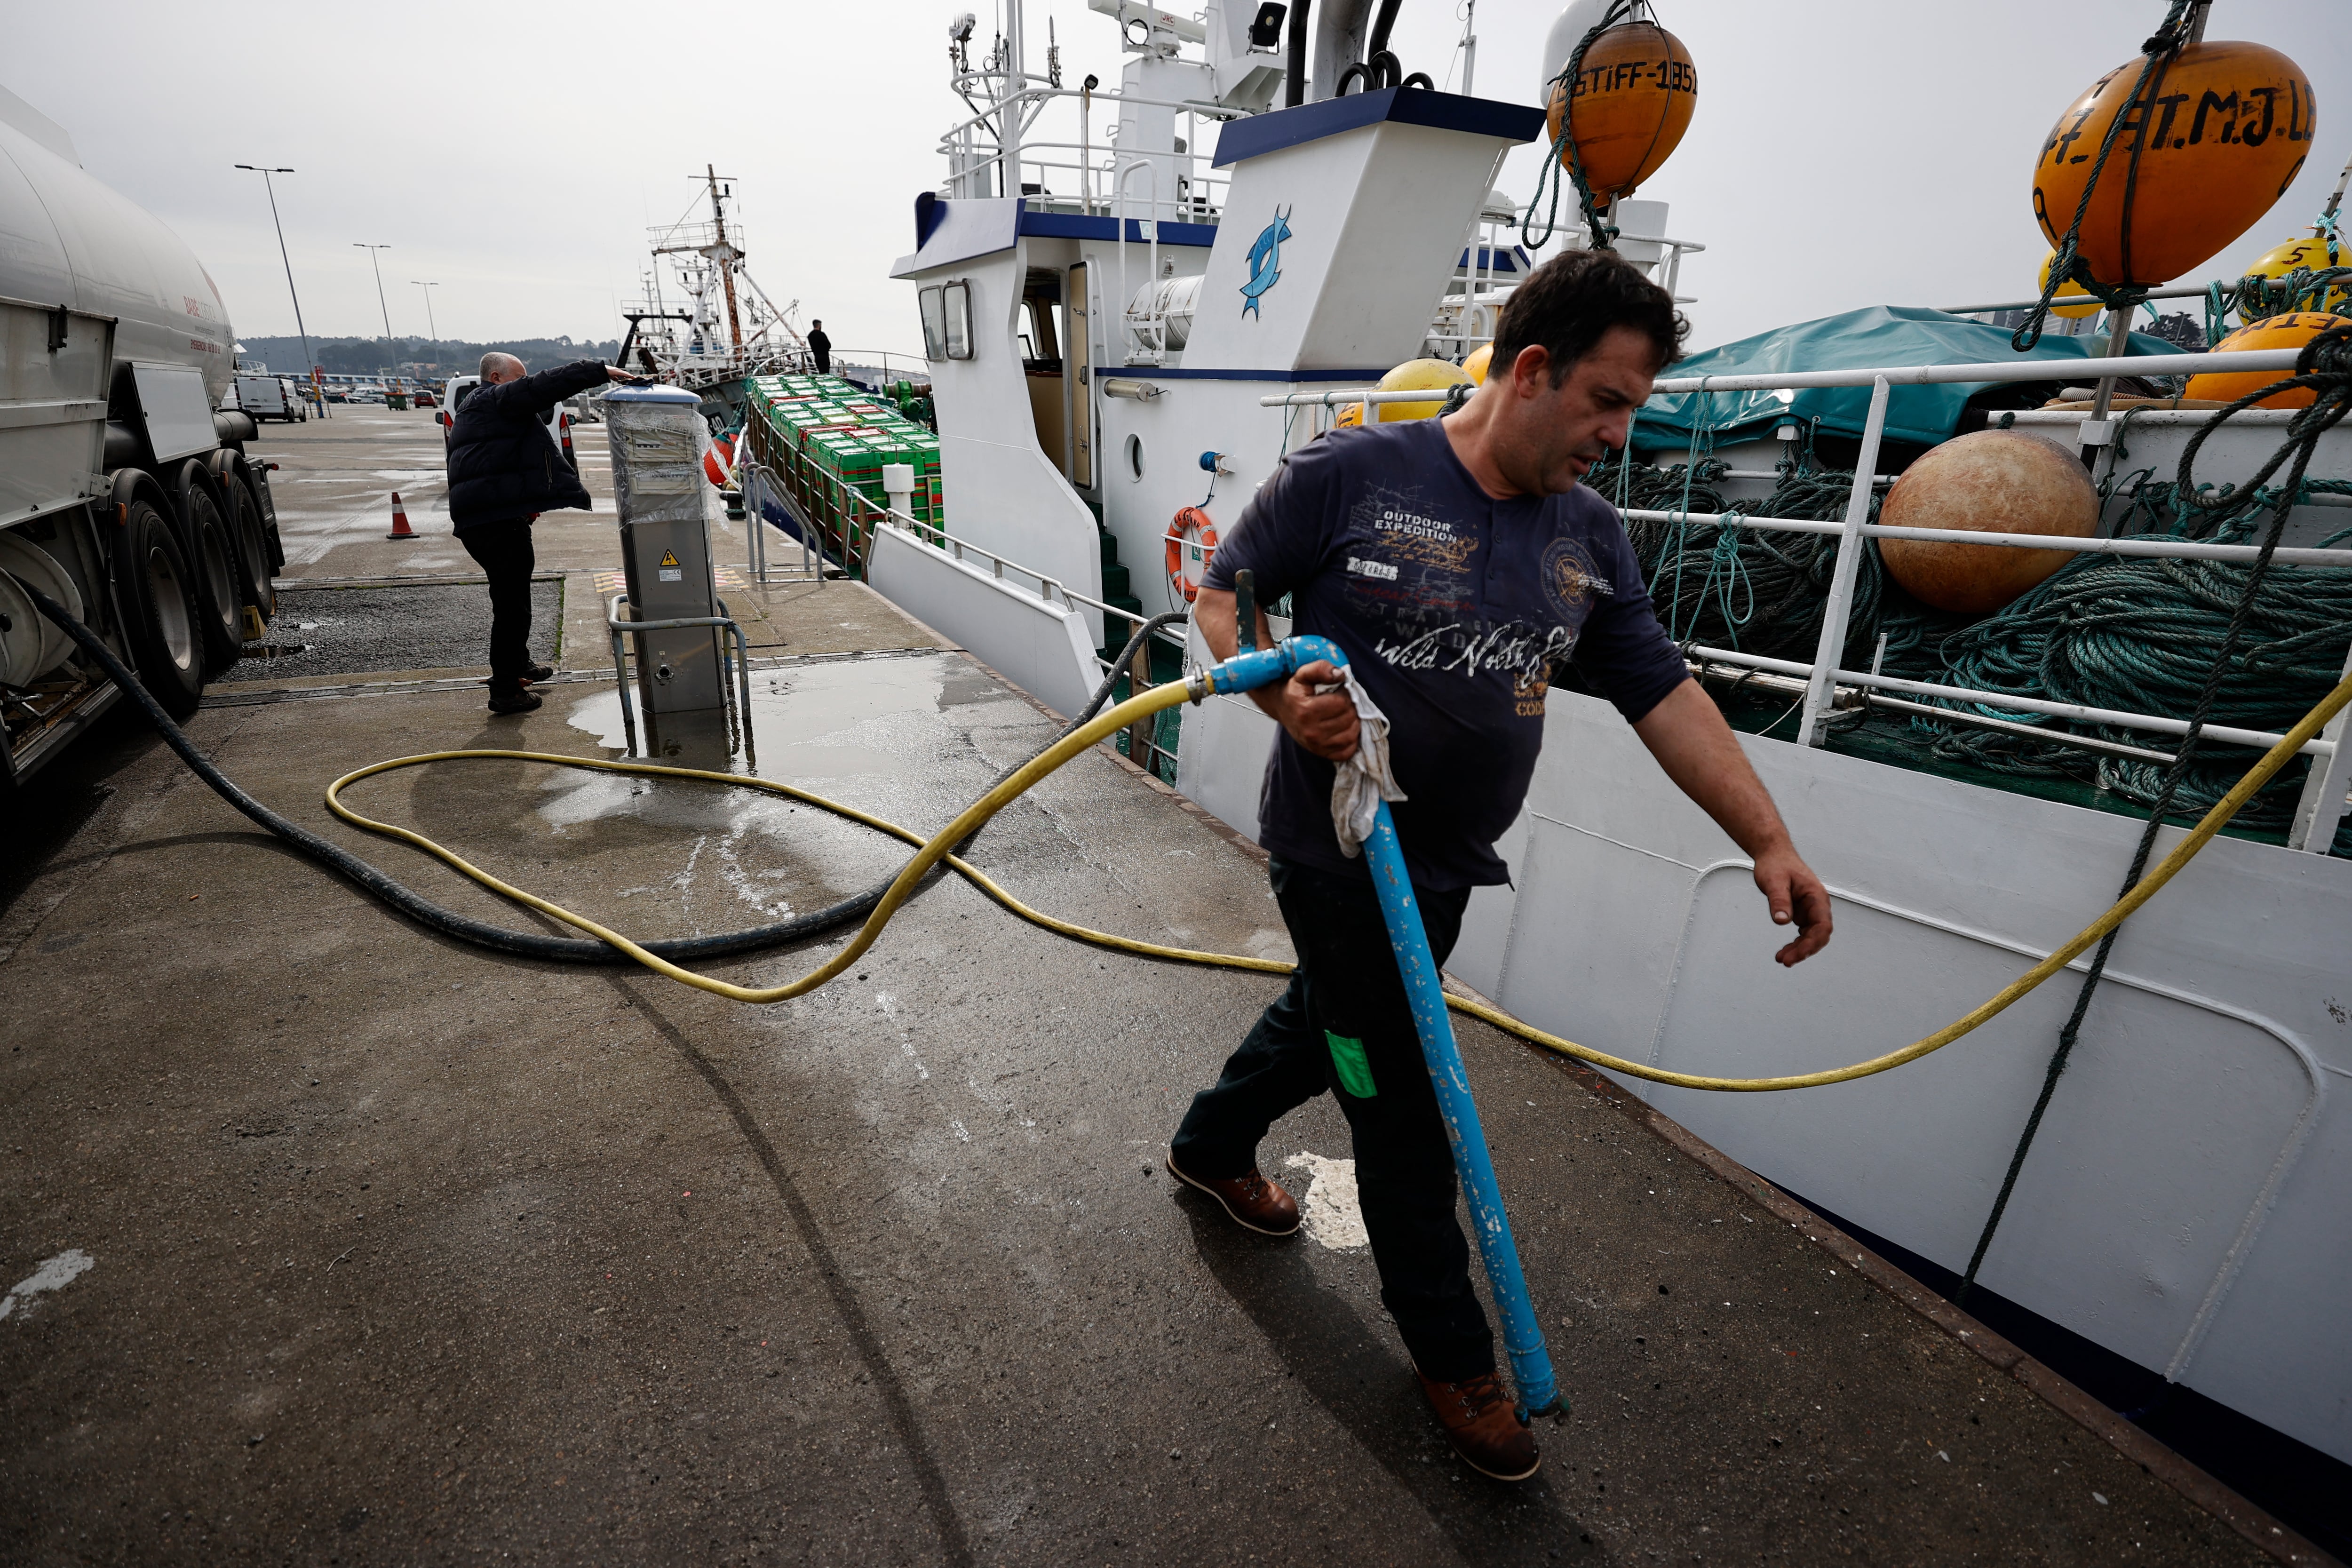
top-left (1240, 206), bottom-right (1293, 319)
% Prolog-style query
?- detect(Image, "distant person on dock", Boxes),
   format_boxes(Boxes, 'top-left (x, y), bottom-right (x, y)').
top-left (445, 351), bottom-right (637, 715)
top-left (1164, 250), bottom-right (1833, 1483)
top-left (808, 320), bottom-right (831, 374)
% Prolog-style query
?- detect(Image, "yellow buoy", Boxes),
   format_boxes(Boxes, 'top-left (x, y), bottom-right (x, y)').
top-left (1463, 343), bottom-right (1494, 384)
top-left (2033, 40), bottom-right (2317, 287)
top-left (1544, 20), bottom-right (1698, 202)
top-left (1373, 358), bottom-right (1473, 422)
top-left (2037, 250), bottom-right (2104, 318)
top-left (2239, 233), bottom-right (2347, 317)
top-left (1880, 430), bottom-right (2099, 615)
top-left (2185, 312), bottom-right (2339, 408)
top-left (1334, 402), bottom-right (1363, 428)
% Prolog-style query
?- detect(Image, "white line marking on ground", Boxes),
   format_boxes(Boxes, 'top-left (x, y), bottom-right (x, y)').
top-left (0, 1249), bottom-right (95, 1320)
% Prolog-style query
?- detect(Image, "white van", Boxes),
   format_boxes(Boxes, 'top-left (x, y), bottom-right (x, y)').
top-left (230, 372), bottom-right (306, 423)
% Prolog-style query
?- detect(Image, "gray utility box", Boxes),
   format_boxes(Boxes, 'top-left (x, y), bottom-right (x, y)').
top-left (606, 384), bottom-right (723, 732)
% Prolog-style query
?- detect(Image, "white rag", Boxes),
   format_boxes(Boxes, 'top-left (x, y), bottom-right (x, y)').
top-left (1319, 667), bottom-right (1408, 857)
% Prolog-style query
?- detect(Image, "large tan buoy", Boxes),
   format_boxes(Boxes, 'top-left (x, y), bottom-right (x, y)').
top-left (1879, 430), bottom-right (2099, 615)
top-left (1544, 20), bottom-right (1698, 202)
top-left (2032, 40), bottom-right (2316, 287)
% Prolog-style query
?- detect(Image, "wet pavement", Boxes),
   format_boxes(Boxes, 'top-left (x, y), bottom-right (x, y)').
top-left (0, 414), bottom-right (2314, 1565)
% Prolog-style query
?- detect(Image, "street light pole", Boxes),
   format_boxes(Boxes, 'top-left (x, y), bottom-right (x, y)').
top-left (233, 164), bottom-right (311, 379)
top-left (353, 243), bottom-right (394, 378)
top-left (411, 280), bottom-right (441, 385)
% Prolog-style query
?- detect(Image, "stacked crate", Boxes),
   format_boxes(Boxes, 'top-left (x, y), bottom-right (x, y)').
top-left (739, 374), bottom-right (942, 576)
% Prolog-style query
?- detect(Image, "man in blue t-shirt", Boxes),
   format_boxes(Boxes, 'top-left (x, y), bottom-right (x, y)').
top-left (1165, 250), bottom-right (1833, 1483)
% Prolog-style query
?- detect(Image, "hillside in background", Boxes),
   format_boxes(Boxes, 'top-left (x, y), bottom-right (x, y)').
top-left (236, 335), bottom-right (621, 377)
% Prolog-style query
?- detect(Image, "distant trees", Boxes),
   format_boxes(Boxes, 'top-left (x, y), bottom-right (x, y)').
top-left (236, 335), bottom-right (623, 375)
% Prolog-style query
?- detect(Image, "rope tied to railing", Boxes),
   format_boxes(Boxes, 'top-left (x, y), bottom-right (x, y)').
top-left (2011, 0), bottom-right (2197, 352)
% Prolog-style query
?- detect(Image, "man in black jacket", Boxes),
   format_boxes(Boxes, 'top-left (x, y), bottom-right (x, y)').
top-left (807, 320), bottom-right (831, 374)
top-left (446, 353), bottom-right (636, 713)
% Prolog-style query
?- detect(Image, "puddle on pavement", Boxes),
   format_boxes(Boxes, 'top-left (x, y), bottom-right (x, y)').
top-left (550, 653), bottom-right (993, 830)
top-left (544, 653), bottom-right (1015, 925)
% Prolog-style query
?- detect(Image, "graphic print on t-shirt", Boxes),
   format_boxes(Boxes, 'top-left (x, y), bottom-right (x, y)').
top-left (1340, 478), bottom-right (1580, 684)
top-left (1199, 418), bottom-right (1689, 890)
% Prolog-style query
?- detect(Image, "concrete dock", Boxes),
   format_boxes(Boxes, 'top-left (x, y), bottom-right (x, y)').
top-left (0, 407), bottom-right (2317, 1564)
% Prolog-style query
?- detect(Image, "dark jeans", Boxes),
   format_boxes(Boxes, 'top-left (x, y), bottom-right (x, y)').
top-left (1172, 857), bottom-right (1489, 1380)
top-left (458, 519), bottom-right (534, 694)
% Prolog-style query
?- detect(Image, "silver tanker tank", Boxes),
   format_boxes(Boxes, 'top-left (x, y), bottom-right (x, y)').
top-left (0, 84), bottom-right (235, 403)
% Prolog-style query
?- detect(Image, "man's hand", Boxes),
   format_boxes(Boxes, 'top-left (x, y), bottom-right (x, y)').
top-left (605, 365), bottom-right (644, 384)
top-left (1271, 659), bottom-right (1359, 762)
top-left (1631, 680), bottom-right (1834, 965)
top-left (1752, 841), bottom-right (1833, 967)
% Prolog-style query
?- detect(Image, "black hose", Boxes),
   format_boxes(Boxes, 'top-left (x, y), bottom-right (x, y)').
top-left (1400, 70), bottom-right (1433, 90)
top-left (1367, 0), bottom-right (1402, 60)
top-left (29, 585), bottom-right (1186, 968)
top-left (1367, 50), bottom-right (1403, 89)
top-left (1334, 61), bottom-right (1375, 96)
top-left (1285, 0), bottom-right (1311, 106)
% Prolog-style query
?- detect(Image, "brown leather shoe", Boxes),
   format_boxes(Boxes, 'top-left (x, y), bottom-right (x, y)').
top-left (1416, 1368), bottom-right (1541, 1481)
top-left (1165, 1152), bottom-right (1300, 1236)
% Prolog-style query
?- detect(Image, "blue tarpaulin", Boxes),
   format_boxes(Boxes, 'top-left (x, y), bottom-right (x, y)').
top-left (1629, 306), bottom-right (2182, 455)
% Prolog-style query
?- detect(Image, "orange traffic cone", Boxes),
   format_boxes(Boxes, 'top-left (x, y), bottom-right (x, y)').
top-left (386, 491), bottom-right (419, 541)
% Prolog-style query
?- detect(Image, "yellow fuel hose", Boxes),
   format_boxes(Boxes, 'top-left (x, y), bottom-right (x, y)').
top-left (326, 670), bottom-right (2352, 1092)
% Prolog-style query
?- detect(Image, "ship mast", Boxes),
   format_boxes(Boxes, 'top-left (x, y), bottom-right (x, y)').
top-left (706, 164), bottom-right (744, 352)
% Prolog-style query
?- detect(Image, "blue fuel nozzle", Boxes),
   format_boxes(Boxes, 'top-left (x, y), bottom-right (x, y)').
top-left (1187, 634), bottom-right (1346, 703)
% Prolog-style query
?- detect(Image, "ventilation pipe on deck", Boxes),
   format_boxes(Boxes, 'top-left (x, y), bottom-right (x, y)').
top-left (1285, 0), bottom-right (1311, 106)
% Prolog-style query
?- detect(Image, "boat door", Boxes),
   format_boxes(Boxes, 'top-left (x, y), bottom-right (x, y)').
top-left (1065, 262), bottom-right (1093, 490)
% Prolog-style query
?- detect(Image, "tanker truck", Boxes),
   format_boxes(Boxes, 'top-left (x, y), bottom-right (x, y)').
top-left (0, 82), bottom-right (282, 790)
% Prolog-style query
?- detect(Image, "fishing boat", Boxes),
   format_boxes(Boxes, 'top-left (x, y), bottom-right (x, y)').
top-left (811, 0), bottom-right (2352, 1526)
top-left (616, 166), bottom-right (814, 398)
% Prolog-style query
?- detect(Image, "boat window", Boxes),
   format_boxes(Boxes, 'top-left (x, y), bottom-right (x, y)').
top-left (1124, 432), bottom-right (1144, 482)
top-left (941, 281), bottom-right (973, 360)
top-left (1021, 294), bottom-right (1060, 368)
top-left (919, 287), bottom-right (947, 361)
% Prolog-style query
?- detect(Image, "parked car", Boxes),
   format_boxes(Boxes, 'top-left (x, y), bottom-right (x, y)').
top-left (412, 388), bottom-right (437, 409)
top-left (348, 385), bottom-right (387, 406)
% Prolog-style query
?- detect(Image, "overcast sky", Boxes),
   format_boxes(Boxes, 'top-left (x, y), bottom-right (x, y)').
top-left (12, 0), bottom-right (2347, 361)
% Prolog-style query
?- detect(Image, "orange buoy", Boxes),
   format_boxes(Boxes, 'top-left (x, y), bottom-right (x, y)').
top-left (1879, 430), bottom-right (2099, 615)
top-left (1166, 506), bottom-right (1218, 603)
top-left (1544, 20), bottom-right (1697, 202)
top-left (2033, 40), bottom-right (2317, 287)
top-left (2184, 312), bottom-right (2337, 408)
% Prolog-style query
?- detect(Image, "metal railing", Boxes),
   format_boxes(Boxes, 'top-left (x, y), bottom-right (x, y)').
top-left (936, 83), bottom-right (1235, 225)
top-left (826, 350), bottom-right (931, 387)
top-left (604, 593), bottom-right (757, 769)
top-left (1263, 344), bottom-right (2352, 853)
top-left (736, 460), bottom-right (826, 587)
top-left (873, 512), bottom-right (1190, 776)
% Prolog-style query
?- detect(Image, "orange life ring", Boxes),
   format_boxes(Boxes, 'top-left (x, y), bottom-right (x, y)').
top-left (1166, 506), bottom-right (1218, 604)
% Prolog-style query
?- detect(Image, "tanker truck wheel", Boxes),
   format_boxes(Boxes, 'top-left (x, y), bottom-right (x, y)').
top-left (120, 497), bottom-right (205, 719)
top-left (222, 472), bottom-right (276, 625)
top-left (181, 478), bottom-right (244, 675)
